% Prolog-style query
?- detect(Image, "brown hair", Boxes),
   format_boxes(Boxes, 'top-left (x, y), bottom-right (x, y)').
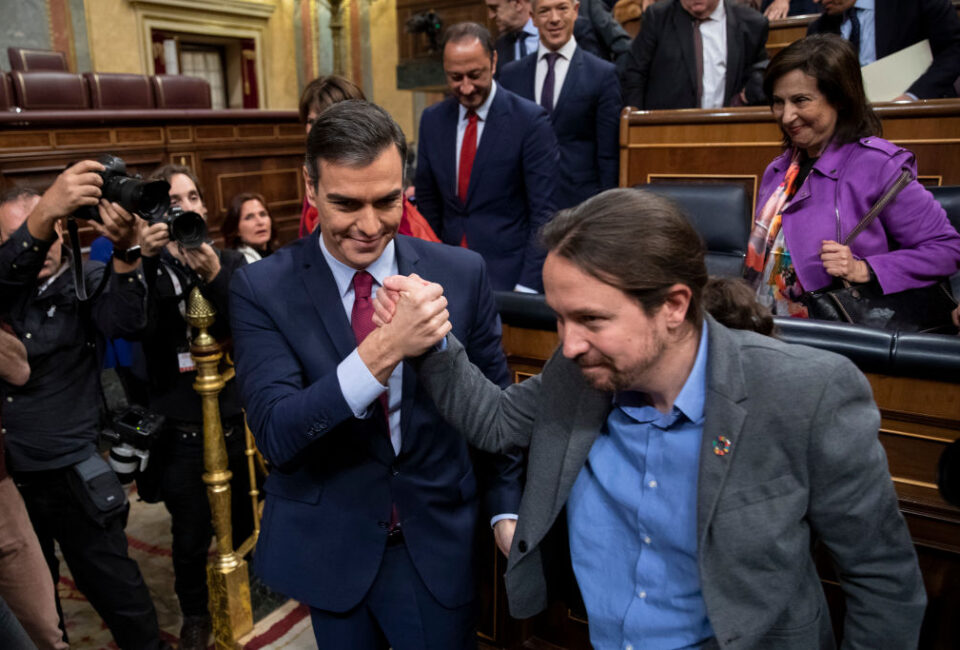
top-left (222, 192), bottom-right (276, 252)
top-left (149, 164), bottom-right (204, 202)
top-left (298, 75), bottom-right (365, 126)
top-left (763, 34), bottom-right (881, 149)
top-left (702, 276), bottom-right (776, 336)
top-left (541, 188), bottom-right (708, 325)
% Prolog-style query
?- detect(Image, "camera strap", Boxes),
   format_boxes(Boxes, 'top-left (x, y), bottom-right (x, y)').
top-left (66, 217), bottom-right (111, 304)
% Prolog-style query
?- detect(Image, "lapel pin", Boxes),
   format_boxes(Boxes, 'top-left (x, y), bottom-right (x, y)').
top-left (712, 436), bottom-right (731, 456)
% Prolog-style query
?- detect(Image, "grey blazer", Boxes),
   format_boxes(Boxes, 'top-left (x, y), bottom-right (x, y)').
top-left (418, 316), bottom-right (926, 649)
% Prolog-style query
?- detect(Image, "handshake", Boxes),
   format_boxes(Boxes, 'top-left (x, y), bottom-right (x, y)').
top-left (371, 274), bottom-right (451, 361)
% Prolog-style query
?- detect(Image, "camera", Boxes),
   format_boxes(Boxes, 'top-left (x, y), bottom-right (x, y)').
top-left (73, 155), bottom-right (170, 223)
top-left (102, 405), bottom-right (165, 483)
top-left (153, 205), bottom-right (208, 250)
top-left (406, 11), bottom-right (443, 52)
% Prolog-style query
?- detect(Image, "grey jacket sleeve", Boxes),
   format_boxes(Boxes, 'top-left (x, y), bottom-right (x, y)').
top-left (417, 334), bottom-right (542, 453)
top-left (806, 359), bottom-right (926, 648)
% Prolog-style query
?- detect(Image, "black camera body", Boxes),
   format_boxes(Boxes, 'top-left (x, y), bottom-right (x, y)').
top-left (73, 155), bottom-right (170, 224)
top-left (102, 405), bottom-right (165, 483)
top-left (152, 205), bottom-right (208, 250)
top-left (406, 11), bottom-right (443, 52)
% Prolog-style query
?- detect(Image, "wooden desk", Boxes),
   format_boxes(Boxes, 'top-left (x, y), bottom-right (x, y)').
top-left (766, 13), bottom-right (818, 58)
top-left (620, 100), bottom-right (960, 215)
top-left (0, 110), bottom-right (305, 245)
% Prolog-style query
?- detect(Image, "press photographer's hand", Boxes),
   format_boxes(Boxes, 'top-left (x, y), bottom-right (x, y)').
top-left (29, 160), bottom-right (105, 239)
top-left (91, 201), bottom-right (139, 250)
top-left (139, 220), bottom-right (170, 257)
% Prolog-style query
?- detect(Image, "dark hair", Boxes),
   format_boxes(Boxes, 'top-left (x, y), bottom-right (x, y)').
top-left (298, 75), bottom-right (365, 125)
top-left (442, 22), bottom-right (495, 60)
top-left (304, 100), bottom-right (407, 189)
top-left (764, 34), bottom-right (881, 149)
top-left (149, 164), bottom-right (204, 202)
top-left (541, 188), bottom-right (708, 325)
top-left (222, 192), bottom-right (276, 252)
top-left (0, 187), bottom-right (41, 206)
top-left (702, 276), bottom-right (776, 336)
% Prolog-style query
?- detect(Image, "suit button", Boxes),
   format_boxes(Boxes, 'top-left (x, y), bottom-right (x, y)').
top-left (391, 467), bottom-right (399, 476)
top-left (518, 540), bottom-right (527, 553)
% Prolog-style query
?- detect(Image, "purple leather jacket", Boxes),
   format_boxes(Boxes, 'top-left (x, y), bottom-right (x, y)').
top-left (757, 137), bottom-right (960, 294)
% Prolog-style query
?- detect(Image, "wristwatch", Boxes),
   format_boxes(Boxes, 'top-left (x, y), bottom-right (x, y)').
top-left (113, 245), bottom-right (142, 264)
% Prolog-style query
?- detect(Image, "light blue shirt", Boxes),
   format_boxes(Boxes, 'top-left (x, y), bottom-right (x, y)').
top-left (840, 0), bottom-right (876, 65)
top-left (321, 236), bottom-right (402, 455)
top-left (515, 17), bottom-right (539, 61)
top-left (567, 326), bottom-right (714, 650)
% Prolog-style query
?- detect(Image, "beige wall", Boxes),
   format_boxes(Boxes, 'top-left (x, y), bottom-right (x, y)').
top-left (369, 0), bottom-right (414, 139)
top-left (84, 0), bottom-right (140, 74)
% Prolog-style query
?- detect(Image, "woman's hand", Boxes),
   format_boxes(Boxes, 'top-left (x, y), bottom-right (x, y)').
top-left (820, 240), bottom-right (871, 283)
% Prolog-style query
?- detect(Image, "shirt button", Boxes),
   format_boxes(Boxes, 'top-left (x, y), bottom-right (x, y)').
top-left (6, 396), bottom-right (12, 402)
top-left (648, 480), bottom-right (657, 488)
top-left (24, 333), bottom-right (31, 339)
top-left (638, 590), bottom-right (646, 599)
top-left (626, 645), bottom-right (634, 650)
top-left (32, 245), bottom-right (39, 251)
top-left (643, 536), bottom-right (651, 544)
top-left (22, 241), bottom-right (28, 248)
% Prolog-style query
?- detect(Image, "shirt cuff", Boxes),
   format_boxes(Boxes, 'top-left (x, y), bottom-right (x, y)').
top-left (513, 284), bottom-right (538, 294)
top-left (336, 348), bottom-right (388, 418)
top-left (490, 513), bottom-right (518, 528)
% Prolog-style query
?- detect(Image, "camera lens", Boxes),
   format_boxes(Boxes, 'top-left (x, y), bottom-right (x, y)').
top-left (109, 177), bottom-right (170, 221)
top-left (169, 210), bottom-right (208, 249)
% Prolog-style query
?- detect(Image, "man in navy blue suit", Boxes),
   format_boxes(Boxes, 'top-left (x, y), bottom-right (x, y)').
top-left (230, 100), bottom-right (522, 649)
top-left (500, 0), bottom-right (621, 210)
top-left (415, 22), bottom-right (559, 292)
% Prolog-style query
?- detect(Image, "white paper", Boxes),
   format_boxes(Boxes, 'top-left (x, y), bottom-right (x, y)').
top-left (861, 39), bottom-right (933, 102)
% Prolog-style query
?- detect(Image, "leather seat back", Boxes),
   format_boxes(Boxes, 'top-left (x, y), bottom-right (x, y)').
top-left (11, 71), bottom-right (90, 110)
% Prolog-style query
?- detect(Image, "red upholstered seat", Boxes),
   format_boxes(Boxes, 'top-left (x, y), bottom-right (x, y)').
top-left (0, 73), bottom-right (13, 110)
top-left (84, 73), bottom-right (155, 110)
top-left (7, 47), bottom-right (68, 72)
top-left (150, 75), bottom-right (211, 109)
top-left (11, 71), bottom-right (90, 110)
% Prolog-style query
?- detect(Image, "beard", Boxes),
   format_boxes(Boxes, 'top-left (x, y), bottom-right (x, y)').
top-left (575, 333), bottom-right (667, 393)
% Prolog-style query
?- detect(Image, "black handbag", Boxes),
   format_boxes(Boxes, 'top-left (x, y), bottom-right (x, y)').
top-left (801, 170), bottom-right (959, 334)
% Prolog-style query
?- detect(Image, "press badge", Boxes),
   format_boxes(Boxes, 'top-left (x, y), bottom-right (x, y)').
top-left (177, 348), bottom-right (196, 373)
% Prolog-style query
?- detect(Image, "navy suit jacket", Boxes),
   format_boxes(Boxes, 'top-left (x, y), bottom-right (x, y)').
top-left (500, 46), bottom-right (621, 209)
top-left (415, 87), bottom-right (559, 292)
top-left (808, 0), bottom-right (960, 99)
top-left (229, 233), bottom-right (522, 612)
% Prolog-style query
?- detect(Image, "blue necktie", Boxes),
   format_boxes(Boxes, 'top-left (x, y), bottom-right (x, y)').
top-left (518, 32), bottom-right (528, 58)
top-left (540, 52), bottom-right (561, 113)
top-left (846, 8), bottom-right (861, 59)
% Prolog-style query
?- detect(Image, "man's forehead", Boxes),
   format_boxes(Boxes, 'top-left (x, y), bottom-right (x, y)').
top-left (0, 194), bottom-right (40, 232)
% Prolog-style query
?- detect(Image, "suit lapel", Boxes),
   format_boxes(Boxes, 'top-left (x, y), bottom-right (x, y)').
top-left (437, 99), bottom-right (459, 200)
top-left (697, 317), bottom-right (748, 547)
top-left (874, 0), bottom-right (895, 57)
top-left (395, 237), bottom-right (422, 454)
top-left (466, 89), bottom-right (509, 204)
top-left (553, 47), bottom-right (582, 118)
top-left (298, 232), bottom-right (356, 359)
top-left (519, 54), bottom-right (537, 102)
top-left (724, 7), bottom-right (743, 105)
top-left (551, 381), bottom-right (610, 520)
top-left (673, 4), bottom-right (699, 103)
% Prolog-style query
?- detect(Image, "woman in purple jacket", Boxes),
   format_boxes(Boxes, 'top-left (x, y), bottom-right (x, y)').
top-left (744, 34), bottom-right (960, 318)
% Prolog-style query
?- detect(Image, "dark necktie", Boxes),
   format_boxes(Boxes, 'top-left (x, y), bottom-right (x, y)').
top-left (540, 52), bottom-right (561, 113)
top-left (692, 18), bottom-right (704, 107)
top-left (845, 8), bottom-right (861, 59)
top-left (458, 110), bottom-right (478, 203)
top-left (351, 271), bottom-right (399, 527)
top-left (516, 30), bottom-right (529, 58)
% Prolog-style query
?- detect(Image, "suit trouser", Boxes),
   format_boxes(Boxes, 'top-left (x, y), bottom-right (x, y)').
top-left (159, 425), bottom-right (253, 617)
top-left (0, 477), bottom-right (67, 650)
top-left (309, 541), bottom-right (476, 650)
top-left (14, 467), bottom-right (162, 650)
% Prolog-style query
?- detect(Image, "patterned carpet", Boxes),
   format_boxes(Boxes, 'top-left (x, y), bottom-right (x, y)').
top-left (57, 488), bottom-right (313, 649)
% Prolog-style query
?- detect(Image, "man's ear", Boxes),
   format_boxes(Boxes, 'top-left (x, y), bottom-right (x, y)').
top-left (302, 165), bottom-right (317, 208)
top-left (661, 283), bottom-right (693, 329)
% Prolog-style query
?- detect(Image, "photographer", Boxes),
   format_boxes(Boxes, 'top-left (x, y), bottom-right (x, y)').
top-left (0, 164), bottom-right (166, 649)
top-left (136, 164), bottom-right (252, 650)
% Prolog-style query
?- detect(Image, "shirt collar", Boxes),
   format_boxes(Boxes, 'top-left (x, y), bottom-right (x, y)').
top-left (521, 17), bottom-right (536, 37)
top-left (614, 323), bottom-right (708, 426)
top-left (318, 235), bottom-right (397, 298)
top-left (538, 35), bottom-right (578, 61)
top-left (710, 0), bottom-right (725, 22)
top-left (854, 0), bottom-right (873, 10)
top-left (459, 81), bottom-right (497, 123)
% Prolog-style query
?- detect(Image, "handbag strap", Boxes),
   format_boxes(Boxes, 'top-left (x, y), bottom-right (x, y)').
top-left (842, 169), bottom-right (914, 246)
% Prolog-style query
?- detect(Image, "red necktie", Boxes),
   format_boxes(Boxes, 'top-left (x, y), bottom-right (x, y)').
top-left (458, 110), bottom-right (478, 203)
top-left (351, 271), bottom-right (399, 528)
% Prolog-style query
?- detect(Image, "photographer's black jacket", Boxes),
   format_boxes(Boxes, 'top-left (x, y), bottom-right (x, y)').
top-left (0, 223), bottom-right (147, 472)
top-left (139, 247), bottom-right (246, 425)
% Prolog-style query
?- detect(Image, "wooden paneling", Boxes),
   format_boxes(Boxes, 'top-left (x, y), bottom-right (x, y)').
top-left (620, 100), bottom-right (960, 215)
top-left (766, 14), bottom-right (818, 58)
top-left (0, 111), bottom-right (304, 247)
top-left (396, 0), bottom-right (493, 63)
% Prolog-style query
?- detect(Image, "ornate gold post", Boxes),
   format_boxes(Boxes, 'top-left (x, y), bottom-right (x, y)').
top-left (187, 287), bottom-right (253, 648)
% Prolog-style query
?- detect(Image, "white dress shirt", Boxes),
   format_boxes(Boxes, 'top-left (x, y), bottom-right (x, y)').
top-left (698, 0), bottom-right (728, 109)
top-left (534, 36), bottom-right (578, 108)
top-left (322, 236), bottom-right (403, 455)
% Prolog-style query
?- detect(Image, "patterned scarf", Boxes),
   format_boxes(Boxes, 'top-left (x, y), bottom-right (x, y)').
top-left (743, 149), bottom-right (801, 289)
